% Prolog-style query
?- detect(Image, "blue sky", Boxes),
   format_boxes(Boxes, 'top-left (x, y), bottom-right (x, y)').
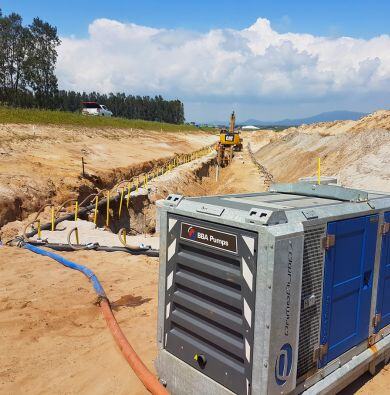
top-left (2, 1), bottom-right (390, 121)
top-left (3, 0), bottom-right (390, 39)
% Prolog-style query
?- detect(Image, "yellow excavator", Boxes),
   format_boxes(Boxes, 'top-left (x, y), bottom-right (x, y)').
top-left (216, 111), bottom-right (243, 166)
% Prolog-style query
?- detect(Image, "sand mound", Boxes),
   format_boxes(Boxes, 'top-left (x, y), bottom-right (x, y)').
top-left (252, 110), bottom-right (390, 191)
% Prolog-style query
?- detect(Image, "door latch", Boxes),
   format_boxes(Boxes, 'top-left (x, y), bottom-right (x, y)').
top-left (322, 234), bottom-right (335, 250)
top-left (313, 343), bottom-right (328, 362)
top-left (380, 222), bottom-right (390, 235)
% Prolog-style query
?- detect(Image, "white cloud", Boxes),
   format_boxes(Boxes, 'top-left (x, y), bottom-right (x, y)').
top-left (56, 17), bottom-right (390, 110)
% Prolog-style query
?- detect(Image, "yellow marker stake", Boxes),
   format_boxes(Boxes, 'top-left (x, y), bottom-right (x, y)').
top-left (74, 201), bottom-right (78, 222)
top-left (126, 183), bottom-right (131, 208)
top-left (119, 187), bottom-right (125, 217)
top-left (75, 227), bottom-right (80, 245)
top-left (106, 191), bottom-right (110, 227)
top-left (136, 177), bottom-right (139, 193)
top-left (37, 220), bottom-right (41, 239)
top-left (317, 158), bottom-right (321, 185)
top-left (51, 206), bottom-right (55, 231)
top-left (93, 196), bottom-right (99, 226)
top-left (122, 228), bottom-right (127, 245)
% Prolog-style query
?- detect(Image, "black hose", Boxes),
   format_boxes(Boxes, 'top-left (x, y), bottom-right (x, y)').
top-left (27, 241), bottom-right (159, 257)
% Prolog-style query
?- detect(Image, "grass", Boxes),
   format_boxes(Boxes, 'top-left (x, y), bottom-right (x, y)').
top-left (0, 106), bottom-right (199, 132)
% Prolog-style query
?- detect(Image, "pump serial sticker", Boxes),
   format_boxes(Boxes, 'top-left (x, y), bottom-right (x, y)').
top-left (180, 222), bottom-right (237, 253)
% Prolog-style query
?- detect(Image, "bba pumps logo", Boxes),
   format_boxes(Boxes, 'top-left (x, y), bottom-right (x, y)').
top-left (187, 226), bottom-right (197, 240)
top-left (275, 343), bottom-right (293, 386)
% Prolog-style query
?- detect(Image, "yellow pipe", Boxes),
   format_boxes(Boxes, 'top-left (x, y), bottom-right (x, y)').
top-left (93, 196), bottom-right (99, 227)
top-left (106, 191), bottom-right (110, 227)
top-left (74, 201), bottom-right (78, 222)
top-left (75, 227), bottom-right (80, 245)
top-left (119, 187), bottom-right (125, 217)
top-left (37, 220), bottom-right (41, 239)
top-left (126, 182), bottom-right (131, 208)
top-left (317, 158), bottom-right (321, 185)
top-left (51, 206), bottom-right (55, 232)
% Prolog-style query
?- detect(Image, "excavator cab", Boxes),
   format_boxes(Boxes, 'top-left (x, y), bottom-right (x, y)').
top-left (219, 111), bottom-right (242, 150)
top-left (216, 111), bottom-right (243, 166)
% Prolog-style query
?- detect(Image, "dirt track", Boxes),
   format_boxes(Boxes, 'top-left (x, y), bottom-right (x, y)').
top-left (1, 114), bottom-right (390, 394)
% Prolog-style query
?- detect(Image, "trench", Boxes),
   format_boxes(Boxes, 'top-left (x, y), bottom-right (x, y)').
top-left (2, 140), bottom-right (264, 245)
top-left (0, 146), bottom-right (216, 240)
top-left (89, 154), bottom-right (218, 235)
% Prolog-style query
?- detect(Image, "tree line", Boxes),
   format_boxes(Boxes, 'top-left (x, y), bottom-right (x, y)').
top-left (0, 9), bottom-right (185, 124)
top-left (55, 91), bottom-right (185, 124)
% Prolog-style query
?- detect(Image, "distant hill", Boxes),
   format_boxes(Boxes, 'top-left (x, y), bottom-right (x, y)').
top-left (242, 111), bottom-right (367, 127)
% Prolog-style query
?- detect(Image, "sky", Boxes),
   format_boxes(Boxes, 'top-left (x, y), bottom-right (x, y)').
top-left (2, 1), bottom-right (390, 122)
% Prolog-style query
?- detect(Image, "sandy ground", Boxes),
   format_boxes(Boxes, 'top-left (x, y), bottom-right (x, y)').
top-left (0, 247), bottom-right (158, 395)
top-left (1, 114), bottom-right (389, 394)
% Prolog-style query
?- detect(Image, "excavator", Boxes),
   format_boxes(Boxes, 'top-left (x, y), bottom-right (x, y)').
top-left (216, 111), bottom-right (243, 166)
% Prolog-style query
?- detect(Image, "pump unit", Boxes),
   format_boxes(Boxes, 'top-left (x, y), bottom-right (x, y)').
top-left (156, 183), bottom-right (390, 394)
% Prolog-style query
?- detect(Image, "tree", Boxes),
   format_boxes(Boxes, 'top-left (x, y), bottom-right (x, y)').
top-left (0, 12), bottom-right (29, 100)
top-left (24, 17), bottom-right (60, 107)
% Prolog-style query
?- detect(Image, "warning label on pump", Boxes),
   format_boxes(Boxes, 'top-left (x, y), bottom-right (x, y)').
top-left (180, 222), bottom-right (237, 253)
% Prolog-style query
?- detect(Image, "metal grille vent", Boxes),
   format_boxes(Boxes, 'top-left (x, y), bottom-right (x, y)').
top-left (164, 216), bottom-right (257, 395)
top-left (297, 225), bottom-right (326, 379)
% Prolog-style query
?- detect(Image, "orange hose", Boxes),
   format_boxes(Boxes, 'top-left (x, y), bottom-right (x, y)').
top-left (100, 299), bottom-right (169, 395)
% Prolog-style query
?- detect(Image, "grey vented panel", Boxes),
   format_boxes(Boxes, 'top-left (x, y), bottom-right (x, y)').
top-left (297, 225), bottom-right (326, 378)
top-left (164, 214), bottom-right (257, 395)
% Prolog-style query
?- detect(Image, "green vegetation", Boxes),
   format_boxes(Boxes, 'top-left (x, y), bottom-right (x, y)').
top-left (0, 106), bottom-right (198, 132)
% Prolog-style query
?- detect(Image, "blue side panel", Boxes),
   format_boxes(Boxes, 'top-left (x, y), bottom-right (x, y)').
top-left (320, 215), bottom-right (378, 367)
top-left (376, 212), bottom-right (390, 331)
